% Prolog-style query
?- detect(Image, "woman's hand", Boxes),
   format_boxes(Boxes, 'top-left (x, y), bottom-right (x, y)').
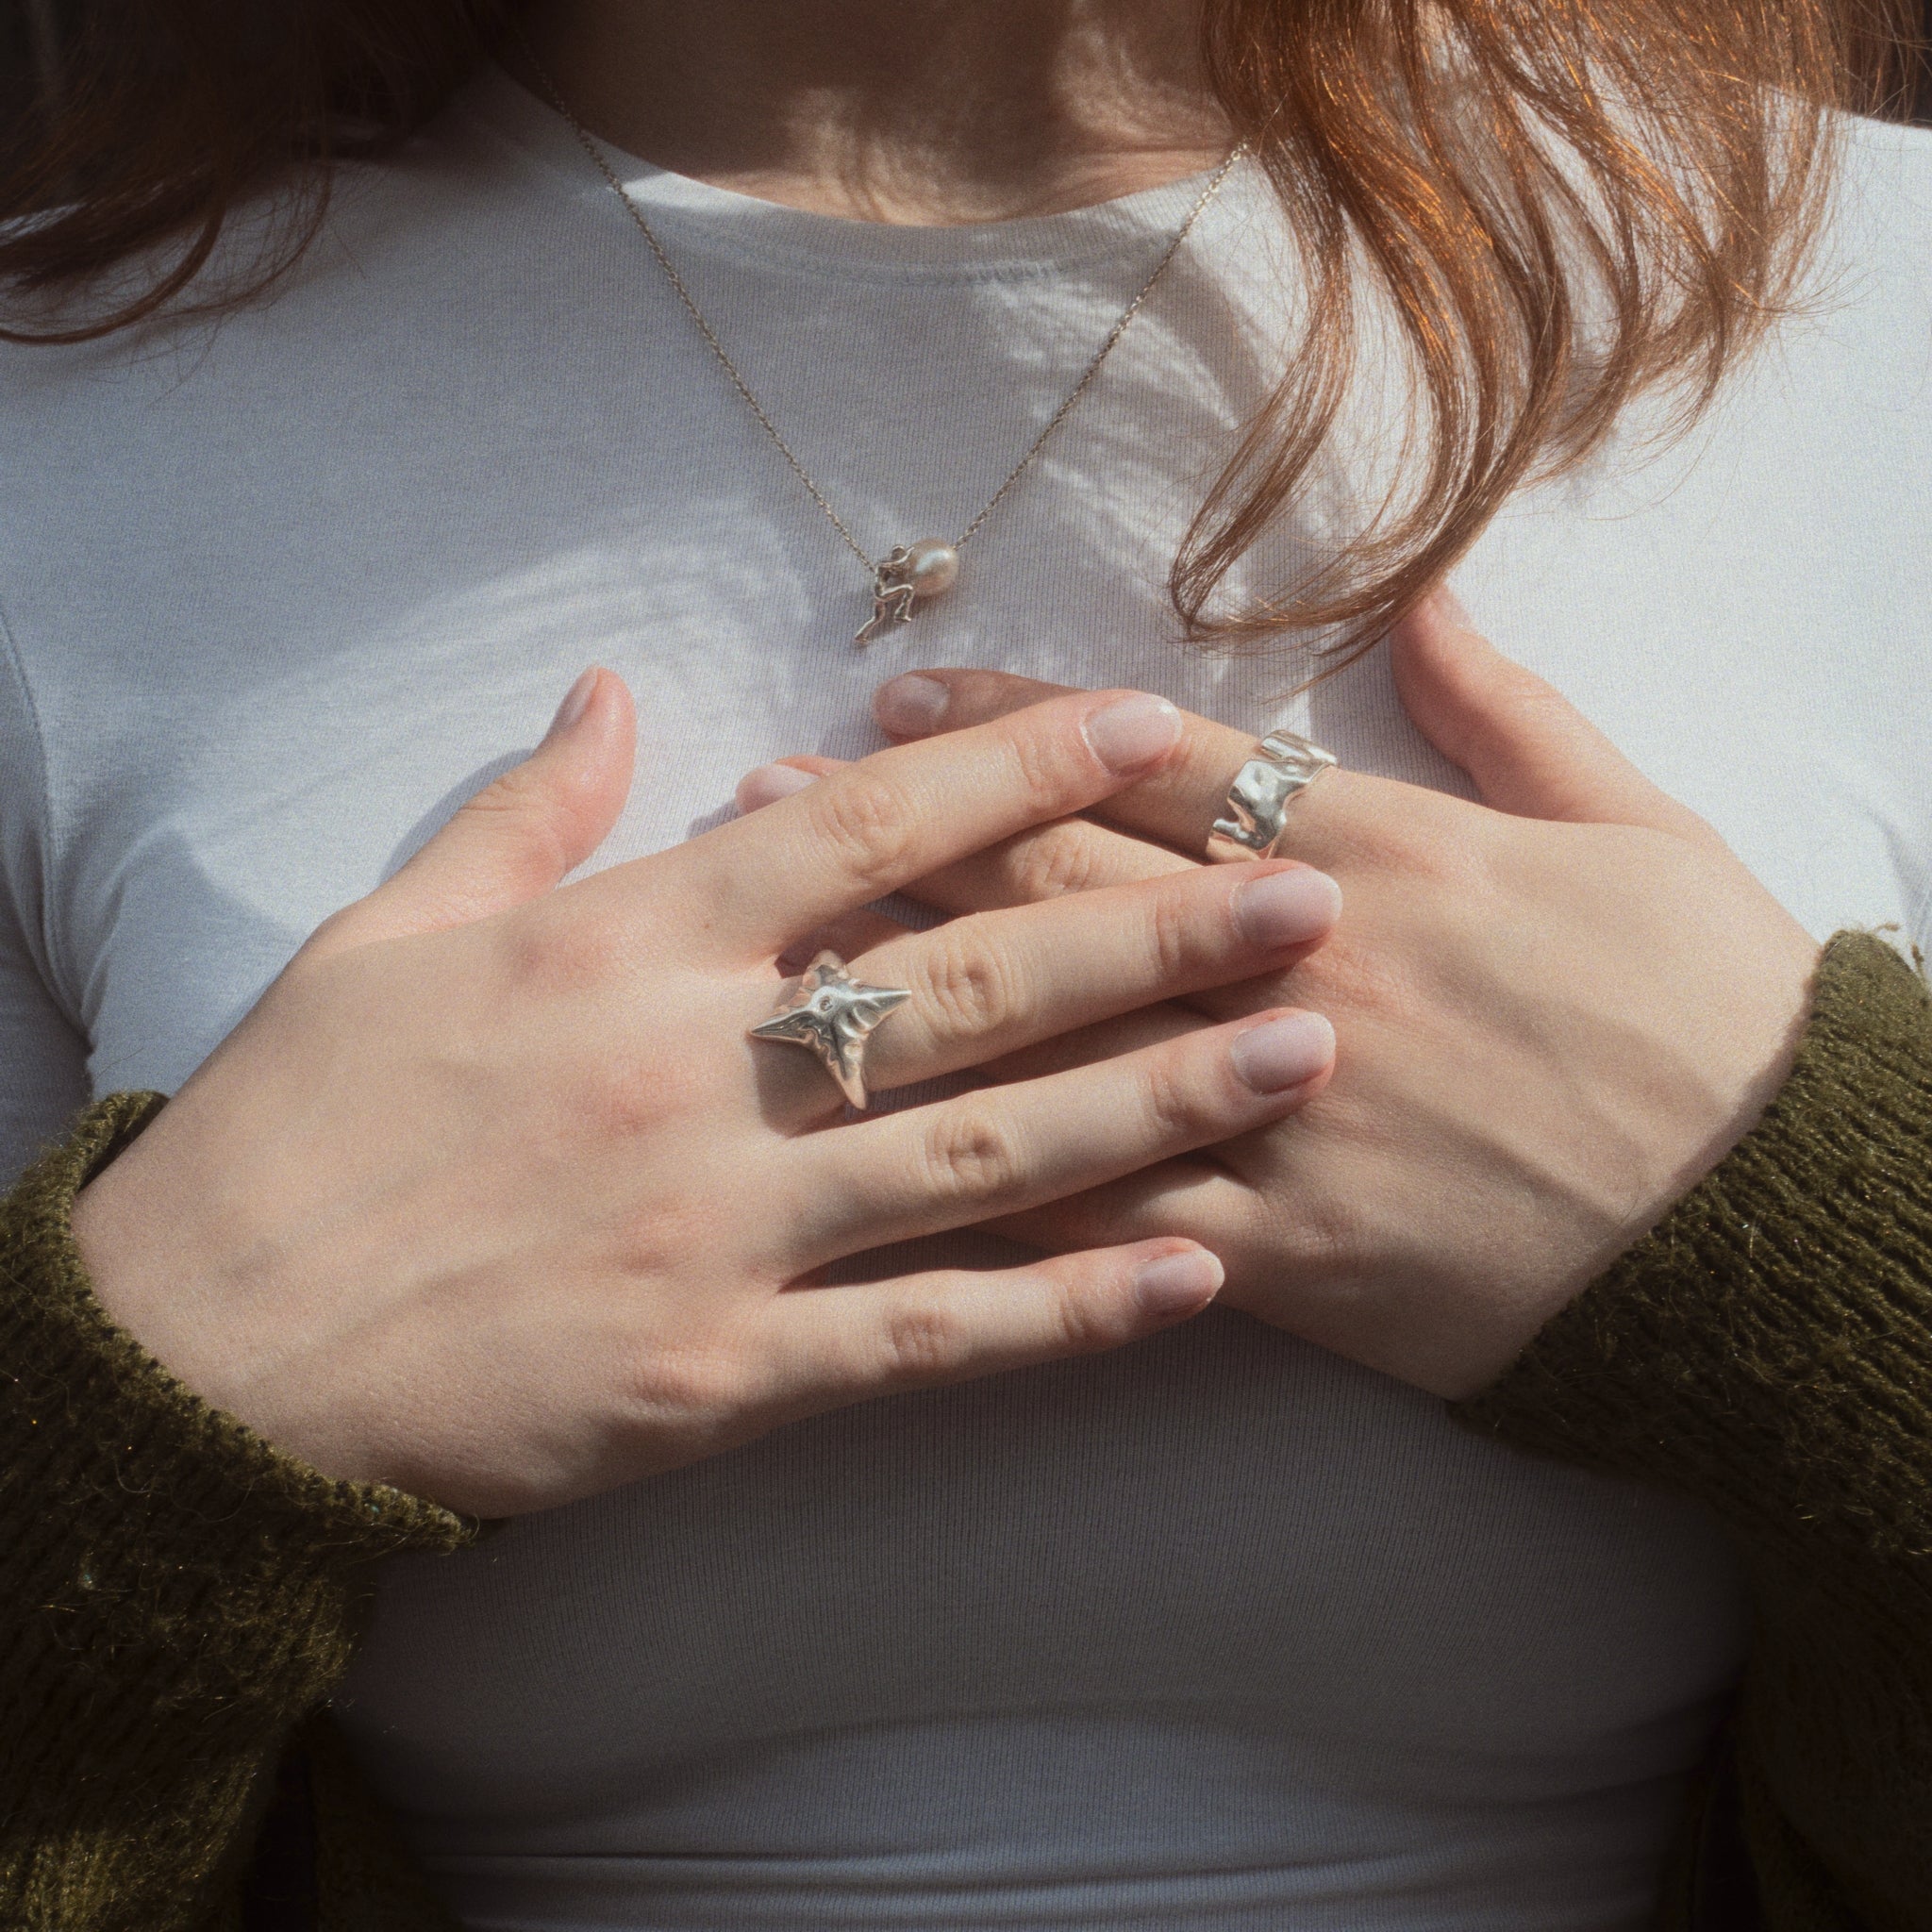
top-left (70, 673), bottom-right (1339, 1517)
top-left (752, 595), bottom-right (1821, 1401)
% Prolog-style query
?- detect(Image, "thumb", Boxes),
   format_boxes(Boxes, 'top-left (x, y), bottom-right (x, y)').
top-left (306, 668), bottom-right (637, 959)
top-left (1391, 591), bottom-right (1713, 841)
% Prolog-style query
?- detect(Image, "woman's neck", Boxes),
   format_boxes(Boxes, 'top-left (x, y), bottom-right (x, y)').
top-left (514, 0), bottom-right (1227, 224)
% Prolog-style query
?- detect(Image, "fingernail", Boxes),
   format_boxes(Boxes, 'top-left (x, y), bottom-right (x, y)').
top-left (1083, 692), bottom-right (1182, 774)
top-left (1229, 1010), bottom-right (1335, 1092)
top-left (735, 763), bottom-right (818, 813)
top-left (1134, 1245), bottom-right (1224, 1318)
top-left (1232, 868), bottom-right (1342, 949)
top-left (542, 668), bottom-right (599, 744)
top-left (874, 673), bottom-right (951, 737)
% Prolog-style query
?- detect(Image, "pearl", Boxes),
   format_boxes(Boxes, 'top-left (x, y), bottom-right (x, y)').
top-left (898, 538), bottom-right (960, 601)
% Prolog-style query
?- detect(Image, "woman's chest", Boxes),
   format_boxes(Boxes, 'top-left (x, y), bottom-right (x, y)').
top-left (28, 214), bottom-right (1929, 1095)
top-left (59, 542), bottom-right (1927, 1114)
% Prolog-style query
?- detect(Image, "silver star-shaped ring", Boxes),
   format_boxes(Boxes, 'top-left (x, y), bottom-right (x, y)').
top-left (748, 950), bottom-right (912, 1109)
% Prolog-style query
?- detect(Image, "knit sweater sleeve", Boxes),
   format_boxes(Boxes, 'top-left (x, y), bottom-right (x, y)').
top-left (1454, 931), bottom-right (1932, 1932)
top-left (0, 1092), bottom-right (475, 1932)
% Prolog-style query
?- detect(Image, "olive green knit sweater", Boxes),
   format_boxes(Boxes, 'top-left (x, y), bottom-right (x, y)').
top-left (3, 932), bottom-right (1929, 1932)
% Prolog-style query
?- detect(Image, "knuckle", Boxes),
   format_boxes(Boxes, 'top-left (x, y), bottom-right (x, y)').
top-left (806, 771), bottom-right (918, 890)
top-left (1411, 824), bottom-right (1493, 897)
top-left (922, 1108), bottom-right (1025, 1206)
top-left (499, 900), bottom-right (625, 1001)
top-left (1008, 824), bottom-right (1099, 901)
top-left (1141, 1052), bottom-right (1221, 1141)
top-left (1299, 937), bottom-right (1407, 1023)
top-left (1274, 1195), bottom-right (1365, 1294)
top-left (465, 759), bottom-right (549, 817)
top-left (612, 1202), bottom-right (713, 1279)
top-left (918, 927), bottom-right (1019, 1041)
top-left (1349, 794), bottom-right (1482, 892)
top-left (458, 768), bottom-right (577, 873)
top-left (1330, 782), bottom-right (1447, 873)
top-left (878, 1299), bottom-right (972, 1386)
top-left (622, 1337), bottom-right (747, 1426)
top-left (1340, 812), bottom-right (1424, 876)
top-left (1145, 885), bottom-right (1200, 982)
top-left (1004, 723), bottom-right (1078, 814)
top-left (579, 1054), bottom-right (678, 1141)
top-left (1051, 1279), bottom-right (1130, 1357)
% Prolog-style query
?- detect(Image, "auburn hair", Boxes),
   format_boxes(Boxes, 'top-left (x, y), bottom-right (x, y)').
top-left (1, 1), bottom-right (1920, 654)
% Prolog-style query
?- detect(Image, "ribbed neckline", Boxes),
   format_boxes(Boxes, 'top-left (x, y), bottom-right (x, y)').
top-left (452, 63), bottom-right (1257, 284)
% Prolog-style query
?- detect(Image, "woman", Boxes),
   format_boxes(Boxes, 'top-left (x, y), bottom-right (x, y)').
top-left (2, 2), bottom-right (1928, 1927)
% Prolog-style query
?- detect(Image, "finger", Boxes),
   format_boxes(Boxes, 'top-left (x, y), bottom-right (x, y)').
top-left (982, 1002), bottom-right (1204, 1083)
top-left (736, 758), bottom-right (1307, 1040)
top-left (908, 726), bottom-right (1386, 907)
top-left (875, 666), bottom-right (1400, 871)
top-left (736, 753), bottom-right (1200, 910)
top-left (734, 752), bottom-right (1341, 1024)
top-left (734, 758), bottom-right (841, 814)
top-left (876, 671), bottom-right (1261, 860)
top-left (879, 630), bottom-right (1717, 855)
top-left (780, 1005), bottom-right (1335, 1267)
top-left (853, 859), bottom-right (1339, 1094)
top-left (736, 759), bottom-right (1284, 1092)
top-left (974, 970), bottom-right (1305, 1069)
top-left (920, 814), bottom-right (1195, 911)
top-left (873, 668), bottom-right (1076, 738)
top-left (306, 668), bottom-right (636, 960)
top-left (759, 1238), bottom-right (1224, 1413)
top-left (679, 687), bottom-right (1185, 960)
top-left (739, 756), bottom-right (1316, 1050)
top-left (1390, 590), bottom-right (1720, 841)
top-left (990, 1159), bottom-right (1258, 1263)
top-left (736, 765), bottom-right (925, 965)
top-left (777, 908), bottom-right (910, 975)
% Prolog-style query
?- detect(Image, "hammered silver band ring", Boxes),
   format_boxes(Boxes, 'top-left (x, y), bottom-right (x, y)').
top-left (1206, 730), bottom-right (1339, 863)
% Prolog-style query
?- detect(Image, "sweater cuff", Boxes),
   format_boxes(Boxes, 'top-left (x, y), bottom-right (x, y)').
top-left (1453, 930), bottom-right (1932, 1575)
top-left (0, 1095), bottom-right (471, 1849)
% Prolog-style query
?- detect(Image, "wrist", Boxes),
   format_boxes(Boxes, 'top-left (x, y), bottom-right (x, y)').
top-left (3, 1089), bottom-right (472, 1711)
top-left (69, 1113), bottom-right (229, 1407)
top-left (66, 1100), bottom-right (375, 1487)
top-left (1456, 931), bottom-right (1932, 1537)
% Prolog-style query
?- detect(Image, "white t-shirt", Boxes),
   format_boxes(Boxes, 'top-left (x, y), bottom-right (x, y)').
top-left (3, 69), bottom-right (1928, 1932)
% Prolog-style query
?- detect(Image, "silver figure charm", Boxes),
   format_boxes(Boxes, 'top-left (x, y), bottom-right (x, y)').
top-left (749, 950), bottom-right (912, 1108)
top-left (856, 553), bottom-right (919, 645)
top-left (854, 539), bottom-right (961, 646)
top-left (1206, 730), bottom-right (1339, 861)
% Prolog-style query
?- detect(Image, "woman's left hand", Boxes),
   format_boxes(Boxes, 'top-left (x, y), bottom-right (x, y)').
top-left (742, 594), bottom-right (1823, 1399)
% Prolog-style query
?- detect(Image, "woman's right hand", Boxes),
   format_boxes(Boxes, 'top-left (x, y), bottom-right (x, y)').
top-left (70, 670), bottom-right (1339, 1517)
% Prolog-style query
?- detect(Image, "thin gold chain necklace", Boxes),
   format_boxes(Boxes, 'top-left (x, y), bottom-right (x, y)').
top-left (520, 41), bottom-right (1247, 646)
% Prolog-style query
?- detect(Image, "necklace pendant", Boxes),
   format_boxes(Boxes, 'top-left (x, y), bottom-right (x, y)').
top-left (854, 539), bottom-right (961, 646)
top-left (855, 561), bottom-right (917, 646)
